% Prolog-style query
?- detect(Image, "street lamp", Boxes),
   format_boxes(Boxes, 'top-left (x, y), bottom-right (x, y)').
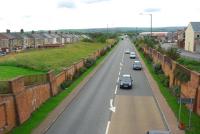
top-left (140, 13), bottom-right (152, 37)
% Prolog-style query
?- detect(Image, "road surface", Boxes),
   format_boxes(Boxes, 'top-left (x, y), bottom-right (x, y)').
top-left (45, 37), bottom-right (167, 134)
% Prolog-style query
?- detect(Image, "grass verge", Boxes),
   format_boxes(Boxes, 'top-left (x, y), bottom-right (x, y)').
top-left (177, 57), bottom-right (200, 73)
top-left (11, 45), bottom-right (115, 134)
top-left (0, 66), bottom-right (45, 80)
top-left (136, 48), bottom-right (200, 134)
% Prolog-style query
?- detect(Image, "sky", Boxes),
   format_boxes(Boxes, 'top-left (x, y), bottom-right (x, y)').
top-left (0, 0), bottom-right (199, 32)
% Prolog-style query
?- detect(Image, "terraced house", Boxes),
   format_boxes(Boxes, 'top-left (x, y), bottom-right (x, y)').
top-left (185, 22), bottom-right (200, 53)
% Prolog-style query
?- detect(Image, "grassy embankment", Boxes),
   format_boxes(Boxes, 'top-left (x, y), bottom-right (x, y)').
top-left (136, 47), bottom-right (200, 134)
top-left (11, 41), bottom-right (116, 134)
top-left (0, 41), bottom-right (111, 80)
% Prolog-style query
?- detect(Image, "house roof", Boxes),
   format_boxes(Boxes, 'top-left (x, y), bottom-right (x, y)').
top-left (1, 33), bottom-right (16, 39)
top-left (190, 22), bottom-right (200, 32)
top-left (0, 33), bottom-right (9, 40)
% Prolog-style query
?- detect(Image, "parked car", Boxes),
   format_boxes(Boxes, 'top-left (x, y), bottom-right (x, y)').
top-left (0, 51), bottom-right (6, 56)
top-left (147, 130), bottom-right (170, 134)
top-left (133, 60), bottom-right (142, 70)
top-left (125, 49), bottom-right (130, 54)
top-left (119, 74), bottom-right (133, 89)
top-left (130, 52), bottom-right (136, 59)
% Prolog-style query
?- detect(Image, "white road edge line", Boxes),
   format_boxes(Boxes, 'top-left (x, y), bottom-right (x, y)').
top-left (115, 85), bottom-right (118, 94)
top-left (105, 121), bottom-right (111, 134)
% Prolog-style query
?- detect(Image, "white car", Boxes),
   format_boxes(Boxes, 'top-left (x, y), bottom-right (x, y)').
top-left (130, 52), bottom-right (136, 59)
top-left (125, 49), bottom-right (130, 54)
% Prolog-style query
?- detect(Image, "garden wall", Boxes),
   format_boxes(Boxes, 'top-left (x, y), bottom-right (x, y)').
top-left (0, 44), bottom-right (115, 133)
top-left (143, 47), bottom-right (200, 115)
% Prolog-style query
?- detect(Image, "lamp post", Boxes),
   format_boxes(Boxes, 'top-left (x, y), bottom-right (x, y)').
top-left (140, 13), bottom-right (152, 37)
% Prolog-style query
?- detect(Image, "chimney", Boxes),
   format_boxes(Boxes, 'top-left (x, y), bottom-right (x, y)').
top-left (32, 30), bottom-right (35, 34)
top-left (20, 29), bottom-right (24, 34)
top-left (48, 30), bottom-right (51, 34)
top-left (6, 29), bottom-right (10, 33)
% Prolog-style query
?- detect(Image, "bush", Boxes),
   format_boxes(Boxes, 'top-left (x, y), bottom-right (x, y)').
top-left (153, 63), bottom-right (162, 74)
top-left (60, 79), bottom-right (73, 90)
top-left (166, 47), bottom-right (180, 60)
top-left (82, 38), bottom-right (94, 43)
top-left (159, 74), bottom-right (169, 87)
top-left (85, 58), bottom-right (96, 68)
top-left (79, 67), bottom-right (87, 74)
top-left (171, 85), bottom-right (181, 97)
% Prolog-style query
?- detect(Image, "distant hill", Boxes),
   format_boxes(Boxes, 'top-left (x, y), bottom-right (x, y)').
top-left (58, 27), bottom-right (186, 33)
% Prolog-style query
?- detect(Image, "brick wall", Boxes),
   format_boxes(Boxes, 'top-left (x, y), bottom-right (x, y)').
top-left (0, 44), bottom-right (116, 133)
top-left (0, 95), bottom-right (16, 134)
top-left (143, 47), bottom-right (200, 115)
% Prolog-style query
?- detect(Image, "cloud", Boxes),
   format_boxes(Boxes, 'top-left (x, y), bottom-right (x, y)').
top-left (82, 0), bottom-right (111, 4)
top-left (144, 8), bottom-right (161, 13)
top-left (22, 15), bottom-right (31, 19)
top-left (58, 1), bottom-right (76, 8)
top-left (0, 17), bottom-right (3, 20)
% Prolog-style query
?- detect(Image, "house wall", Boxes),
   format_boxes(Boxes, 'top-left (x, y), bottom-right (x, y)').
top-left (185, 23), bottom-right (195, 52)
top-left (194, 32), bottom-right (200, 53)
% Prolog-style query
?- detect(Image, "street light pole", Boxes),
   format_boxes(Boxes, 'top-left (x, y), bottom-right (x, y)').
top-left (140, 13), bottom-right (153, 37)
top-left (150, 14), bottom-right (152, 37)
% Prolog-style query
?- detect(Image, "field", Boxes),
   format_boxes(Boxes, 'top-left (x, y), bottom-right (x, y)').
top-left (0, 41), bottom-right (111, 80)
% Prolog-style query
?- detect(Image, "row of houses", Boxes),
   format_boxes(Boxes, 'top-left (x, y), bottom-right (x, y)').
top-left (0, 29), bottom-right (81, 52)
top-left (177, 22), bottom-right (200, 53)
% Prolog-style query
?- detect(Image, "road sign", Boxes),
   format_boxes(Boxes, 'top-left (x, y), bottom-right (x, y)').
top-left (178, 98), bottom-right (195, 104)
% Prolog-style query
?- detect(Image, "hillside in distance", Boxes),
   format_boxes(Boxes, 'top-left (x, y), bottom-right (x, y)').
top-left (58, 26), bottom-right (186, 33)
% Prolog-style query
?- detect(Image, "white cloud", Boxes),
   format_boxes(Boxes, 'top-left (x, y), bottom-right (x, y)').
top-left (0, 0), bottom-right (199, 32)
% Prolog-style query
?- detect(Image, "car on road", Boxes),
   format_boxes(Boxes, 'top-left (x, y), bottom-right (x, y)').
top-left (0, 51), bottom-right (6, 56)
top-left (130, 52), bottom-right (136, 59)
top-left (125, 49), bottom-right (130, 54)
top-left (133, 60), bottom-right (142, 70)
top-left (119, 74), bottom-right (133, 89)
top-left (146, 130), bottom-right (170, 134)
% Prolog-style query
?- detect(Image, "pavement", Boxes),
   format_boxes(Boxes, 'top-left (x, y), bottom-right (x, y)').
top-left (33, 37), bottom-right (184, 134)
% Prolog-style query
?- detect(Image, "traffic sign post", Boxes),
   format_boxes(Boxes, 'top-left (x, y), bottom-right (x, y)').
top-left (178, 97), bottom-right (194, 130)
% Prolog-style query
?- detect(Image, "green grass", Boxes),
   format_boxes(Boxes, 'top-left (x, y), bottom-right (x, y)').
top-left (136, 48), bottom-right (200, 134)
top-left (0, 66), bottom-right (44, 80)
top-left (11, 45), bottom-right (114, 134)
top-left (177, 58), bottom-right (200, 73)
top-left (0, 42), bottom-right (109, 74)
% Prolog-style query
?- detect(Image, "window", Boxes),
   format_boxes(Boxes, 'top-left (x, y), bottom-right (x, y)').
top-left (197, 35), bottom-right (200, 38)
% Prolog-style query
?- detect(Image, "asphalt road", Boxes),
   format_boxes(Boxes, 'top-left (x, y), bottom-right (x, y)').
top-left (45, 37), bottom-right (167, 134)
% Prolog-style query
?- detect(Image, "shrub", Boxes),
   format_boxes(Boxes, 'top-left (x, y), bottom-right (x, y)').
top-left (171, 85), bottom-right (181, 97)
top-left (166, 47), bottom-right (180, 60)
top-left (60, 79), bottom-right (73, 90)
top-left (153, 63), bottom-right (162, 74)
top-left (159, 74), bottom-right (169, 87)
top-left (82, 38), bottom-right (94, 43)
top-left (85, 58), bottom-right (96, 68)
top-left (79, 67), bottom-right (87, 74)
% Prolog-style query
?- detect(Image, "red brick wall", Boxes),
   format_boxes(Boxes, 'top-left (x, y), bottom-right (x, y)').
top-left (197, 87), bottom-right (200, 115)
top-left (9, 77), bottom-right (24, 94)
top-left (0, 95), bottom-right (16, 133)
top-left (15, 84), bottom-right (50, 124)
top-left (56, 72), bottom-right (66, 87)
top-left (143, 47), bottom-right (200, 115)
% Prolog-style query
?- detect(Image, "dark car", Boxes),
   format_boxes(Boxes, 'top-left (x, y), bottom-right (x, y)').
top-left (147, 130), bottom-right (170, 134)
top-left (0, 51), bottom-right (6, 56)
top-left (119, 74), bottom-right (133, 89)
top-left (133, 60), bottom-right (142, 70)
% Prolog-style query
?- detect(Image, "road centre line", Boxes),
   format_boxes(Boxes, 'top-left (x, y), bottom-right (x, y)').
top-left (115, 85), bottom-right (118, 94)
top-left (117, 77), bottom-right (119, 83)
top-left (105, 121), bottom-right (111, 134)
top-left (120, 67), bottom-right (122, 71)
top-left (118, 71), bottom-right (120, 76)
